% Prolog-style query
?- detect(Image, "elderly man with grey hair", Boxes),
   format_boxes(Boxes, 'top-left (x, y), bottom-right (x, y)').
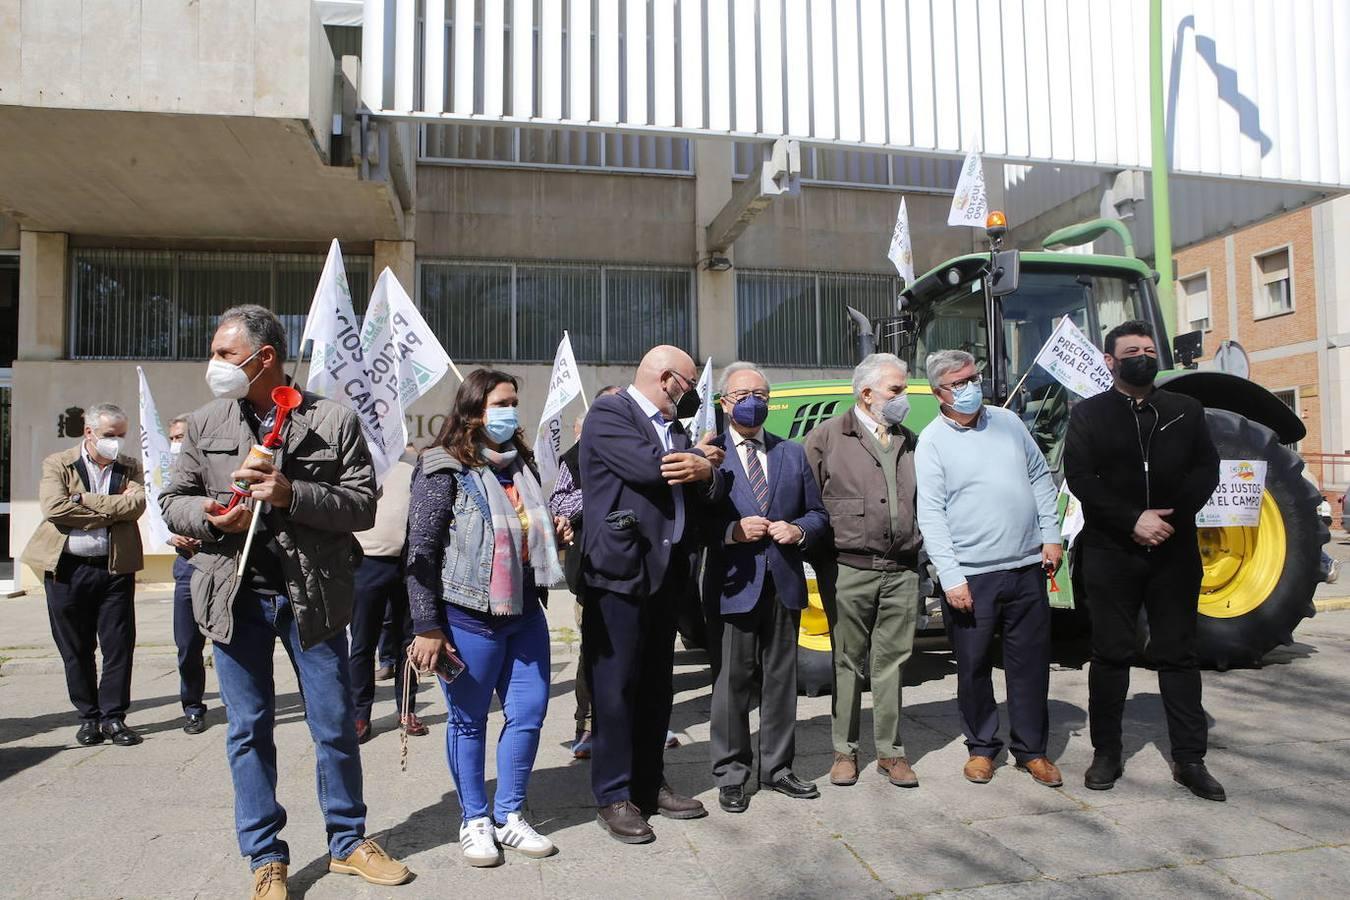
top-left (804, 352), bottom-right (924, 789)
top-left (23, 402), bottom-right (147, 747)
top-left (915, 349), bottom-right (1063, 789)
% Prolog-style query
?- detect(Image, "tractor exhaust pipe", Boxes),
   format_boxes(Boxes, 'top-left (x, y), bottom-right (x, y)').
top-left (846, 305), bottom-right (876, 361)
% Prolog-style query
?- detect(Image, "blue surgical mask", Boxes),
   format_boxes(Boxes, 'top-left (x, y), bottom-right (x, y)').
top-left (483, 406), bottom-right (519, 445)
top-left (950, 381), bottom-right (983, 415)
top-left (731, 395), bottom-right (768, 428)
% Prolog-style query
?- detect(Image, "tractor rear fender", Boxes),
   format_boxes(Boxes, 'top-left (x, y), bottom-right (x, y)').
top-left (1157, 371), bottom-right (1306, 445)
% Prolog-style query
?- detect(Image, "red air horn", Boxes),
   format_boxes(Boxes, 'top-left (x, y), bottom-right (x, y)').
top-left (235, 386), bottom-right (303, 577)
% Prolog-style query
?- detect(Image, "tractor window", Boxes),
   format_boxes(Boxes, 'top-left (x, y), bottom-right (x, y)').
top-left (1001, 272), bottom-right (1148, 467)
top-left (907, 279), bottom-right (989, 376)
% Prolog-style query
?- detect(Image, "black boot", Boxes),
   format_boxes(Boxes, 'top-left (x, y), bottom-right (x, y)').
top-left (1173, 762), bottom-right (1226, 802)
top-left (1084, 753), bottom-right (1123, 791)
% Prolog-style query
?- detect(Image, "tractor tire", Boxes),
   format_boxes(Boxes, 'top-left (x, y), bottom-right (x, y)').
top-left (1150, 409), bottom-right (1326, 669)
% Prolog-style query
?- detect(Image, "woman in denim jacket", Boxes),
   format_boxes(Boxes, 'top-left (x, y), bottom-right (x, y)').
top-left (406, 368), bottom-right (572, 867)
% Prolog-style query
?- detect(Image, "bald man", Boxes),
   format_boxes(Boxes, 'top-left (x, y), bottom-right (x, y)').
top-left (580, 346), bottom-right (726, 844)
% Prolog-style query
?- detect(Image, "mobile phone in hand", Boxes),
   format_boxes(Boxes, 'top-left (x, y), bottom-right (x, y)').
top-left (433, 648), bottom-right (467, 684)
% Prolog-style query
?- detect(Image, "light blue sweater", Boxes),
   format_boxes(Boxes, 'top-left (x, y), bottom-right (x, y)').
top-left (915, 406), bottom-right (1061, 589)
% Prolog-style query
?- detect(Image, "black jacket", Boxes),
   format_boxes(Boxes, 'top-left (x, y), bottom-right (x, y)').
top-left (1063, 387), bottom-right (1219, 554)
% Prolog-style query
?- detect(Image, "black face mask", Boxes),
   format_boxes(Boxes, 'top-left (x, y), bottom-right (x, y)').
top-left (1117, 355), bottom-right (1159, 387)
top-left (675, 387), bottom-right (702, 419)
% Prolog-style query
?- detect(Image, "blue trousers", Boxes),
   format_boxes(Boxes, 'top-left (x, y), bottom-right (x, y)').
top-left (941, 564), bottom-right (1051, 764)
top-left (349, 555), bottom-right (416, 721)
top-left (442, 611), bottom-right (550, 824)
top-left (212, 591), bottom-right (366, 869)
top-left (173, 556), bottom-right (207, 717)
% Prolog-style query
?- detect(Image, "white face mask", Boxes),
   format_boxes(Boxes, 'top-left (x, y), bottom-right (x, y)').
top-left (94, 437), bottom-right (123, 460)
top-left (205, 349), bottom-right (262, 400)
top-left (170, 441), bottom-right (183, 456)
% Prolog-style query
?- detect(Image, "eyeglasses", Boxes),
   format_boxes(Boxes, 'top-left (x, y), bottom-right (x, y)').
top-left (724, 389), bottom-right (770, 402)
top-left (668, 370), bottom-right (696, 391)
top-left (940, 373), bottom-right (983, 392)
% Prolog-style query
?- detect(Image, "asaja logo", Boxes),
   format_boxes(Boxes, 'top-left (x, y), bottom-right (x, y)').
top-left (1233, 461), bottom-right (1257, 480)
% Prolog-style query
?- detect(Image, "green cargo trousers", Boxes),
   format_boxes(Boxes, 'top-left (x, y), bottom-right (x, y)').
top-left (823, 563), bottom-right (920, 759)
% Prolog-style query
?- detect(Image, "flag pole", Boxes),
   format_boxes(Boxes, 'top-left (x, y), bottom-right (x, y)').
top-left (289, 338), bottom-right (309, 385)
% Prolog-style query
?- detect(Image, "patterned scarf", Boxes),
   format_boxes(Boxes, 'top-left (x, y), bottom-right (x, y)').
top-left (476, 445), bottom-right (563, 614)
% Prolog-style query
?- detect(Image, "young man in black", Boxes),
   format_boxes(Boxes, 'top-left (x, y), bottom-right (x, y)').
top-left (1063, 320), bottom-right (1225, 801)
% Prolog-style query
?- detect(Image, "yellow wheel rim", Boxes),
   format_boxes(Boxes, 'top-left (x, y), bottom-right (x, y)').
top-left (798, 577), bottom-right (832, 652)
top-left (1197, 490), bottom-right (1285, 619)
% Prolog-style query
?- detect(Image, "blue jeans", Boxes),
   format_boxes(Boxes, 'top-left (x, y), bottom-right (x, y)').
top-left (442, 612), bottom-right (550, 823)
top-left (212, 591), bottom-right (366, 869)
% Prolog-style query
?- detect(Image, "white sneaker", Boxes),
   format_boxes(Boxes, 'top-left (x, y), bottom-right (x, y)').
top-left (459, 816), bottom-right (501, 867)
top-left (494, 812), bottom-right (556, 858)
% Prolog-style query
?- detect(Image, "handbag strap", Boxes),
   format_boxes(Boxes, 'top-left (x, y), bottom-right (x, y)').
top-left (399, 655), bottom-right (418, 773)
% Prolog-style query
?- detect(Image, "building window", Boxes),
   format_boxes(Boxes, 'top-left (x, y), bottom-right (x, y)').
top-left (1273, 388), bottom-right (1301, 450)
top-left (734, 144), bottom-right (961, 192)
top-left (737, 270), bottom-right (899, 367)
top-left (423, 124), bottom-right (692, 173)
top-left (418, 260), bottom-right (694, 365)
top-left (1254, 247), bottom-right (1293, 318)
top-left (69, 248), bottom-right (372, 360)
top-left (1180, 272), bottom-right (1210, 332)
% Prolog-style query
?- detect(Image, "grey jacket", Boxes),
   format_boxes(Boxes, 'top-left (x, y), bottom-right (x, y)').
top-left (159, 391), bottom-right (377, 649)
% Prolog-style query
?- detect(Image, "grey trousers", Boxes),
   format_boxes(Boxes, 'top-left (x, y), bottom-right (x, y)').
top-left (708, 589), bottom-right (803, 787)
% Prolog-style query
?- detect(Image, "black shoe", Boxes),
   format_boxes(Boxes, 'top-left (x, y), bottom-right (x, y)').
top-left (101, 720), bottom-right (143, 747)
top-left (375, 664), bottom-right (395, 682)
top-left (1084, 753), bottom-right (1123, 791)
top-left (76, 722), bottom-right (105, 746)
top-left (1173, 762), bottom-right (1226, 802)
top-left (718, 785), bottom-right (750, 814)
top-left (183, 713), bottom-right (207, 735)
top-left (763, 772), bottom-right (821, 800)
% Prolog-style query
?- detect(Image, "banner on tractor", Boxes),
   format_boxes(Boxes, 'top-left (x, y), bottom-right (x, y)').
top-left (1196, 460), bottom-right (1268, 528)
top-left (888, 198), bottom-right (915, 285)
top-left (1034, 316), bottom-right (1115, 398)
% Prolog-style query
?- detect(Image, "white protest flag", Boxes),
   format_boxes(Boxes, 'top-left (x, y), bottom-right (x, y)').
top-left (298, 240), bottom-right (394, 472)
top-left (948, 142), bottom-right (989, 227)
top-left (691, 357), bottom-right (716, 440)
top-left (358, 268), bottom-right (453, 481)
top-left (887, 197), bottom-right (916, 285)
top-left (534, 331), bottom-right (585, 487)
top-left (136, 366), bottom-right (175, 546)
top-left (1059, 481), bottom-right (1085, 548)
top-left (1033, 316), bottom-right (1116, 399)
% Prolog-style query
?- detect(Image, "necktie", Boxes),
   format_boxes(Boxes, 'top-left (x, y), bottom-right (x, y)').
top-left (875, 424), bottom-right (892, 449)
top-left (744, 439), bottom-right (770, 515)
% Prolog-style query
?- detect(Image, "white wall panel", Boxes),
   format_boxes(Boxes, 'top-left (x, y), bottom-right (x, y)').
top-left (369, 0), bottom-right (1350, 189)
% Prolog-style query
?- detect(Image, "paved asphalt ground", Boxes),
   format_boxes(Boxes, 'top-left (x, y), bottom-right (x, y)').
top-left (4, 541), bottom-right (1350, 899)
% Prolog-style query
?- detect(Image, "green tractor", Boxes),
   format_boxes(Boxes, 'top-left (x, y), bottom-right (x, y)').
top-left (767, 216), bottom-right (1328, 691)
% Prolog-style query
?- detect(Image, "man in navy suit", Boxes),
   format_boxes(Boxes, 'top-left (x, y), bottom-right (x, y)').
top-left (703, 362), bottom-right (829, 814)
top-left (580, 345), bottom-right (726, 844)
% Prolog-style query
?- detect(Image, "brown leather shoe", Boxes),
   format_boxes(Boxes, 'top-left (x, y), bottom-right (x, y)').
top-left (251, 862), bottom-right (287, 900)
top-left (963, 755), bottom-right (995, 784)
top-left (597, 801), bottom-right (655, 844)
top-left (328, 839), bottom-right (412, 886)
top-left (829, 752), bottom-right (859, 786)
top-left (876, 756), bottom-right (919, 787)
top-left (400, 713), bottom-right (428, 737)
top-left (653, 784), bottom-right (707, 819)
top-left (1019, 757), bottom-right (1064, 787)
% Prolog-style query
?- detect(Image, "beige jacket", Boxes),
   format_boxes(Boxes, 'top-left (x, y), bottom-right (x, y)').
top-left (355, 456), bottom-right (414, 558)
top-left (22, 445), bottom-right (146, 575)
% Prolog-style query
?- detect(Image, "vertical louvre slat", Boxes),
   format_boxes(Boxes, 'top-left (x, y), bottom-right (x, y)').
top-left (906, 0), bottom-right (933, 147)
top-left (511, 0), bottom-right (535, 118)
top-left (393, 0), bottom-right (417, 111)
top-left (541, 0), bottom-right (564, 119)
top-left (732, 0), bottom-right (757, 132)
top-left (882, 0), bottom-right (910, 147)
top-left (482, 1), bottom-right (506, 116)
top-left (451, 0), bottom-right (476, 115)
top-left (834, 0), bottom-right (861, 142)
top-left (706, 0), bottom-right (731, 130)
top-left (953, 0), bottom-right (984, 149)
top-left (759, 0), bottom-right (784, 135)
top-left (424, 0), bottom-right (447, 114)
top-left (652, 0), bottom-right (676, 127)
top-left (929, 0), bottom-right (959, 151)
top-left (784, 0), bottom-right (811, 136)
top-left (809, 0), bottom-right (836, 140)
top-left (1021, 0), bottom-right (1051, 160)
top-left (976, 0), bottom-right (1007, 155)
top-left (570, 0), bottom-right (593, 120)
top-left (679, 0), bottom-right (704, 128)
top-left (360, 0), bottom-right (386, 111)
top-left (625, 0), bottom-right (648, 124)
top-left (597, 0), bottom-right (620, 121)
top-left (858, 0), bottom-right (886, 144)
